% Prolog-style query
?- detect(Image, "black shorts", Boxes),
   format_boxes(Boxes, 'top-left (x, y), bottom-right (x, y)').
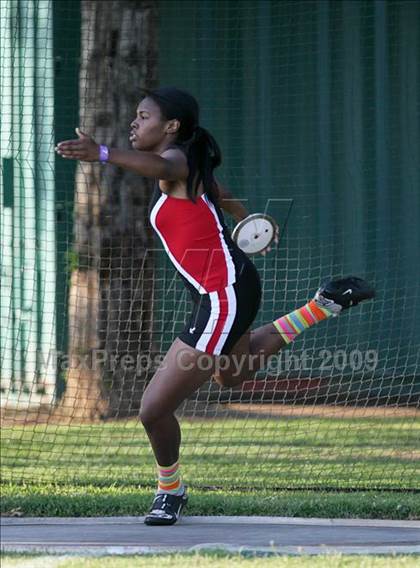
top-left (178, 260), bottom-right (262, 355)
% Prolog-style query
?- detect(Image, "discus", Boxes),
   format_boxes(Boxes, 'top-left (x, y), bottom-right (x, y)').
top-left (232, 213), bottom-right (279, 255)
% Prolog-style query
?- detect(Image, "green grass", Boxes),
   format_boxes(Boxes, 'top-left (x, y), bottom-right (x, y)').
top-left (1, 416), bottom-right (419, 518)
top-left (1, 553), bottom-right (420, 568)
top-left (2, 484), bottom-right (419, 518)
top-left (2, 417), bottom-right (419, 490)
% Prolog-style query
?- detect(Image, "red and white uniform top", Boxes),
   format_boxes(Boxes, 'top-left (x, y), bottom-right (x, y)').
top-left (149, 183), bottom-right (246, 295)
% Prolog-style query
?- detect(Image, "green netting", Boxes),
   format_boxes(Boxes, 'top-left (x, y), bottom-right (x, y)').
top-left (0, 0), bottom-right (419, 492)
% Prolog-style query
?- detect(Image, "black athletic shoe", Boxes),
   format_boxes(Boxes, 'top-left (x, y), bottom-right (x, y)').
top-left (144, 491), bottom-right (188, 526)
top-left (314, 276), bottom-right (375, 312)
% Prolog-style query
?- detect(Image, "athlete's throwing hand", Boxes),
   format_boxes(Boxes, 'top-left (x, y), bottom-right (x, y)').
top-left (261, 224), bottom-right (279, 256)
top-left (55, 128), bottom-right (99, 161)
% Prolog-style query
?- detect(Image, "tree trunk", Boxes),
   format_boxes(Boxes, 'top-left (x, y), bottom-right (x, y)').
top-left (56, 0), bottom-right (158, 421)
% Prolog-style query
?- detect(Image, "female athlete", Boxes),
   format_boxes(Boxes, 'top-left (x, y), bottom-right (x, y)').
top-left (56, 86), bottom-right (374, 525)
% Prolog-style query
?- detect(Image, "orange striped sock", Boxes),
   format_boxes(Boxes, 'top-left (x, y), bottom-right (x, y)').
top-left (156, 461), bottom-right (184, 495)
top-left (273, 299), bottom-right (334, 344)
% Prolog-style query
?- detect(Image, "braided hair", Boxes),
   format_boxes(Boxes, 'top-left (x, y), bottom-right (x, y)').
top-left (141, 86), bottom-right (221, 203)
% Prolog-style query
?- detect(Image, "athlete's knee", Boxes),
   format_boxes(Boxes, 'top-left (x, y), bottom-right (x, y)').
top-left (212, 372), bottom-right (226, 388)
top-left (212, 372), bottom-right (243, 389)
top-left (139, 401), bottom-right (164, 430)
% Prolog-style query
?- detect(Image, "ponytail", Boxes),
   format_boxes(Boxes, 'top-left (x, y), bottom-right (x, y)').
top-left (185, 126), bottom-right (221, 203)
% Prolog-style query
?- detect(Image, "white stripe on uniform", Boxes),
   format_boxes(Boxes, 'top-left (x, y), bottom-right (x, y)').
top-left (195, 291), bottom-right (220, 352)
top-left (150, 194), bottom-right (208, 294)
top-left (202, 195), bottom-right (236, 286)
top-left (213, 284), bottom-right (238, 355)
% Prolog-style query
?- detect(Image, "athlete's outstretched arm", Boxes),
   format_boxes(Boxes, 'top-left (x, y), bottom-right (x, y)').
top-left (55, 129), bottom-right (188, 181)
top-left (216, 181), bottom-right (249, 222)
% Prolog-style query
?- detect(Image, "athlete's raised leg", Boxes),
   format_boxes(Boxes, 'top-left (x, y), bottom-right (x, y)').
top-left (214, 276), bottom-right (375, 388)
top-left (212, 324), bottom-right (283, 388)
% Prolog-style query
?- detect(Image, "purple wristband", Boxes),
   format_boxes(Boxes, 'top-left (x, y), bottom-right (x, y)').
top-left (99, 144), bottom-right (109, 163)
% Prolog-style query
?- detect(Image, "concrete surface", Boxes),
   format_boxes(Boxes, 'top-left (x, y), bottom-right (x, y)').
top-left (2, 516), bottom-right (420, 556)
